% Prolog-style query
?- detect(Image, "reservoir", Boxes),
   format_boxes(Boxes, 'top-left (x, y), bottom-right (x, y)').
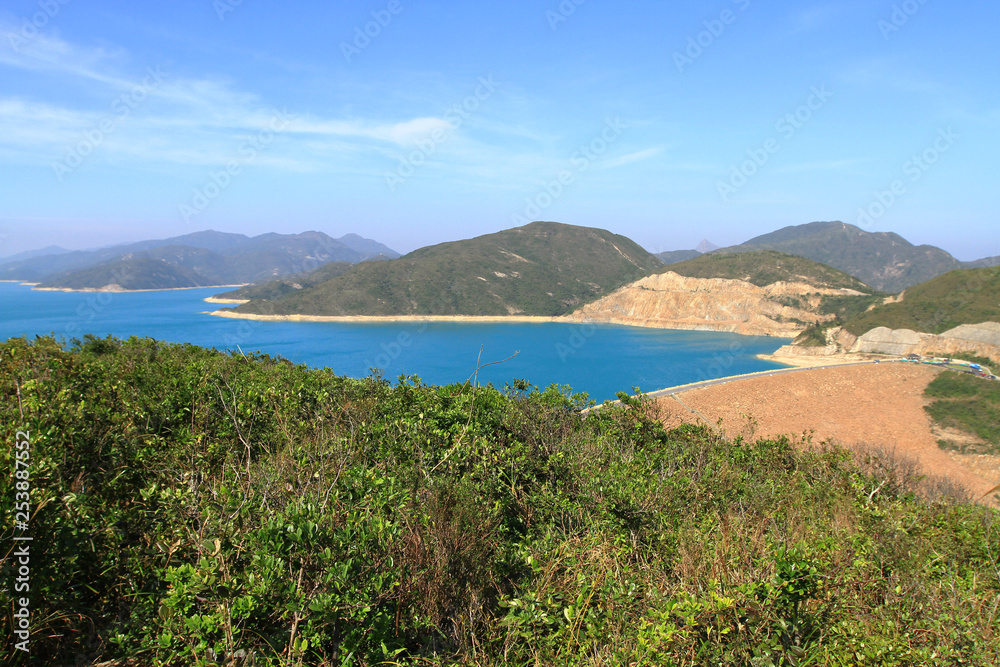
top-left (0, 282), bottom-right (789, 402)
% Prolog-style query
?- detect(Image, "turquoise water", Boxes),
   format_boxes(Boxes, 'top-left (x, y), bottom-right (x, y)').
top-left (0, 282), bottom-right (789, 402)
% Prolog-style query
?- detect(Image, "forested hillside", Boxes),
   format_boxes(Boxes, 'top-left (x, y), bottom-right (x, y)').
top-left (232, 221), bottom-right (665, 317)
top-left (844, 266), bottom-right (1000, 335)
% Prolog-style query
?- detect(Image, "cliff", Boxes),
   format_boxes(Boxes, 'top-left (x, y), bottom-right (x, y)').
top-left (563, 271), bottom-right (864, 337)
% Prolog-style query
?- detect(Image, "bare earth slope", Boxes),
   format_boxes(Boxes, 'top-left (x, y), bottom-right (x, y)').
top-left (654, 363), bottom-right (998, 499)
top-left (565, 271), bottom-right (863, 337)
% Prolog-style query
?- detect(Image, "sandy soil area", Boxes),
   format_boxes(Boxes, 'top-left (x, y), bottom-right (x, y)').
top-left (204, 296), bottom-right (250, 304)
top-left (655, 363), bottom-right (999, 501)
top-left (757, 352), bottom-right (882, 368)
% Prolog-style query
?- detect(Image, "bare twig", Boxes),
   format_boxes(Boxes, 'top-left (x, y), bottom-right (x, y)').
top-left (14, 378), bottom-right (25, 421)
top-left (463, 347), bottom-right (520, 389)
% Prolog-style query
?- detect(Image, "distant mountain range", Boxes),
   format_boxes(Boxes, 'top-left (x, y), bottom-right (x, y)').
top-left (1, 231), bottom-right (399, 290)
top-left (655, 249), bottom-right (702, 265)
top-left (230, 221), bottom-right (665, 317)
top-left (0, 245), bottom-right (72, 263)
top-left (661, 221), bottom-right (998, 293)
top-left (10, 219), bottom-right (999, 344)
top-left (654, 239), bottom-right (717, 266)
top-left (217, 220), bottom-right (998, 329)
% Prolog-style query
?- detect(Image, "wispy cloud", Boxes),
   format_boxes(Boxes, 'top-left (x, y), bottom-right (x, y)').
top-left (774, 158), bottom-right (868, 174)
top-left (789, 4), bottom-right (846, 34)
top-left (602, 147), bottom-right (663, 169)
top-left (839, 57), bottom-right (957, 98)
top-left (0, 28), bottom-right (479, 172)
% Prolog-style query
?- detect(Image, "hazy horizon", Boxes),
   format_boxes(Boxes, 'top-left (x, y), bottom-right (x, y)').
top-left (0, 219), bottom-right (994, 265)
top-left (2, 1), bottom-right (998, 260)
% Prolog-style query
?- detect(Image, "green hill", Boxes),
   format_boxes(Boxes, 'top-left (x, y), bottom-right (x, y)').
top-left (726, 221), bottom-right (964, 293)
top-left (39, 257), bottom-right (209, 290)
top-left (666, 249), bottom-right (876, 291)
top-left (4, 335), bottom-right (998, 665)
top-left (213, 261), bottom-right (356, 301)
top-left (232, 221), bottom-right (666, 317)
top-left (843, 266), bottom-right (1000, 335)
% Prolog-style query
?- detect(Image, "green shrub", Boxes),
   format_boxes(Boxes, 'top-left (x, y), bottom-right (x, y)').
top-left (1, 336), bottom-right (998, 665)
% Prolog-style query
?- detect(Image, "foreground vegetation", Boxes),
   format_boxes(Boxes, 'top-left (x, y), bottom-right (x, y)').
top-left (2, 336), bottom-right (999, 666)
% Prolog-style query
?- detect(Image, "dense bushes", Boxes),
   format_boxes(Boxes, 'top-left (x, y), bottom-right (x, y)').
top-left (2, 335), bottom-right (999, 665)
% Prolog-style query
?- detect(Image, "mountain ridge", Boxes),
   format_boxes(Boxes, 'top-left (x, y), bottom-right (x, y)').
top-left (230, 221), bottom-right (666, 317)
top-left (6, 231), bottom-right (399, 291)
top-left (716, 221), bottom-right (966, 293)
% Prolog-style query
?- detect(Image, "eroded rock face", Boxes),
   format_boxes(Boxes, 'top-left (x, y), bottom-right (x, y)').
top-left (853, 327), bottom-right (927, 356)
top-left (941, 322), bottom-right (1000, 347)
top-left (772, 327), bottom-right (860, 358)
top-left (563, 271), bottom-right (855, 337)
top-left (846, 323), bottom-right (1000, 361)
top-left (776, 322), bottom-right (1000, 364)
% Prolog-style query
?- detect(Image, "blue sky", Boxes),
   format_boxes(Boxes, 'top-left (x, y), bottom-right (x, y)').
top-left (1, 0), bottom-right (997, 260)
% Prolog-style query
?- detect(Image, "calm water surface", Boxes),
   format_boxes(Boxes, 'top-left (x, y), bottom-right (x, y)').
top-left (0, 282), bottom-right (789, 402)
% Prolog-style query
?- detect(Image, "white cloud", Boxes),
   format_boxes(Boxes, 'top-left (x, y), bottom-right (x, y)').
top-left (789, 5), bottom-right (846, 34)
top-left (0, 28), bottom-right (472, 173)
top-left (774, 158), bottom-right (867, 173)
top-left (287, 116), bottom-right (455, 145)
top-left (602, 147), bottom-right (663, 169)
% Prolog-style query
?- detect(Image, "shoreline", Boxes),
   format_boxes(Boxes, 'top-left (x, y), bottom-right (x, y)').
top-left (204, 296), bottom-right (250, 304)
top-left (32, 283), bottom-right (247, 294)
top-left (649, 359), bottom-right (881, 397)
top-left (208, 310), bottom-right (563, 324)
top-left (207, 308), bottom-right (801, 338)
top-left (564, 315), bottom-right (800, 339)
top-left (583, 359), bottom-right (884, 413)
